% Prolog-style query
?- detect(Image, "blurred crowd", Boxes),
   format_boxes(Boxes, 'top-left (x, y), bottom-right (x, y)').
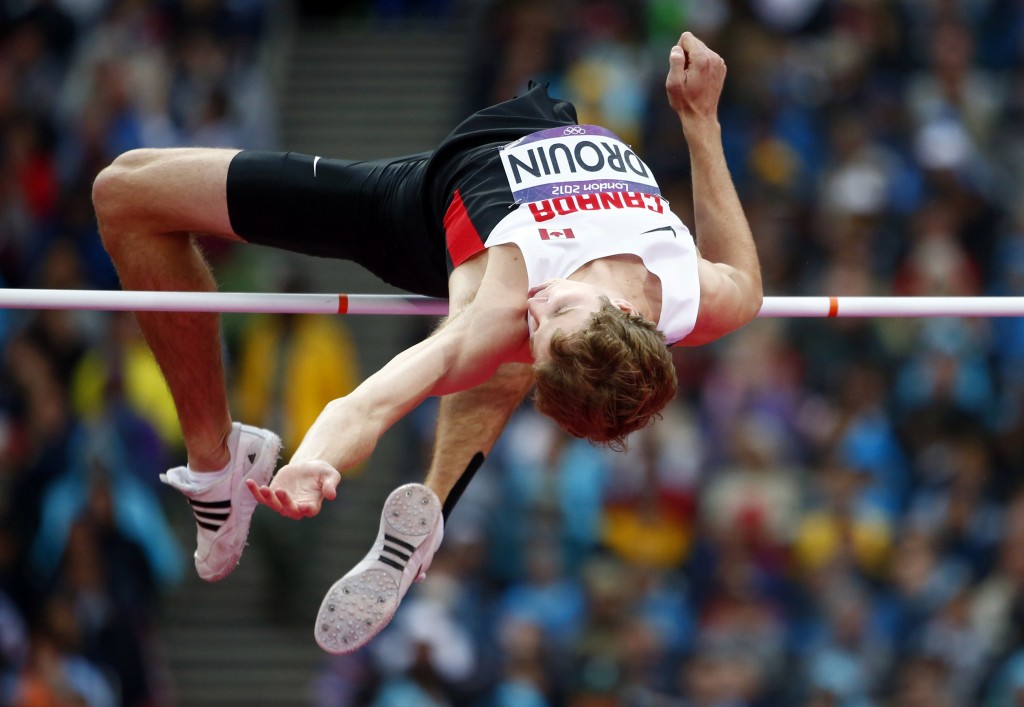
top-left (322, 1), bottom-right (1024, 706)
top-left (0, 0), bottom-right (334, 703)
top-left (4, 0), bottom-right (1024, 704)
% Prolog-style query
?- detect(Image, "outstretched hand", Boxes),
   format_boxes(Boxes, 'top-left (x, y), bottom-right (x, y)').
top-left (666, 31), bottom-right (726, 122)
top-left (247, 459), bottom-right (341, 519)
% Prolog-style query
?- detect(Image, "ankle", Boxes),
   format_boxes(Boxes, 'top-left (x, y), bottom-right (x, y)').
top-left (186, 426), bottom-right (233, 471)
top-left (188, 450), bottom-right (230, 472)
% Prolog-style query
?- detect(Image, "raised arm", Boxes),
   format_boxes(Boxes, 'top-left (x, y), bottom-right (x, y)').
top-left (668, 32), bottom-right (763, 346)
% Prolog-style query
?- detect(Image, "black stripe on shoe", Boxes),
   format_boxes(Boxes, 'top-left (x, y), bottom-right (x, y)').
top-left (189, 499), bottom-right (232, 509)
top-left (381, 545), bottom-right (411, 562)
top-left (383, 534), bottom-right (416, 553)
top-left (189, 499), bottom-right (231, 531)
top-left (188, 493), bottom-right (231, 530)
top-left (378, 556), bottom-right (405, 572)
top-left (377, 533), bottom-right (422, 572)
top-left (193, 509), bottom-right (230, 522)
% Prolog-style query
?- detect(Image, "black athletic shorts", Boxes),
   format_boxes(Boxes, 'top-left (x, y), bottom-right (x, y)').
top-left (225, 83), bottom-right (578, 299)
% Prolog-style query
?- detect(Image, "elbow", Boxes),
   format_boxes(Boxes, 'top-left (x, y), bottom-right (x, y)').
top-left (749, 282), bottom-right (764, 321)
top-left (730, 290), bottom-right (762, 335)
top-left (739, 269), bottom-right (763, 324)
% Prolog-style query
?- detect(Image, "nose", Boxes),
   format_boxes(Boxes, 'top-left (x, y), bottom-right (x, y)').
top-left (528, 279), bottom-right (557, 298)
top-left (527, 297), bottom-right (546, 322)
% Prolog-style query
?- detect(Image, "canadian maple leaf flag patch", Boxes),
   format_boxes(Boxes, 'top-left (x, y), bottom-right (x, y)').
top-left (539, 228), bottom-right (575, 240)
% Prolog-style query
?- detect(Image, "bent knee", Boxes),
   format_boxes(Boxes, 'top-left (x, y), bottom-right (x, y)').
top-left (92, 149), bottom-right (164, 230)
top-left (93, 147), bottom-right (238, 254)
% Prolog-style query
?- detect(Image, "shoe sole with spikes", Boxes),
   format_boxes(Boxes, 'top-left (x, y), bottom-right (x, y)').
top-left (314, 483), bottom-right (443, 654)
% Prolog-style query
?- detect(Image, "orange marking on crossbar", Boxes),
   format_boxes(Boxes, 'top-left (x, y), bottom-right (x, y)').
top-left (828, 297), bottom-right (839, 317)
top-left (337, 295), bottom-right (348, 314)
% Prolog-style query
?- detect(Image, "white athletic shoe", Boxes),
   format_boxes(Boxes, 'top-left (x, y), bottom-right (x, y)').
top-left (160, 423), bottom-right (281, 582)
top-left (315, 483), bottom-right (444, 654)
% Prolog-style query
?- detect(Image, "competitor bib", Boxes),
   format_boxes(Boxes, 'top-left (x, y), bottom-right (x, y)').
top-left (500, 125), bottom-right (661, 204)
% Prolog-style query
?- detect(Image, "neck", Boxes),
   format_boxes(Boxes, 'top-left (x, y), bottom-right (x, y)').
top-left (570, 256), bottom-right (657, 320)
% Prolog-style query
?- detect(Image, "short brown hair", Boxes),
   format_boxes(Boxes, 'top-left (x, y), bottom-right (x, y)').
top-left (533, 302), bottom-right (678, 450)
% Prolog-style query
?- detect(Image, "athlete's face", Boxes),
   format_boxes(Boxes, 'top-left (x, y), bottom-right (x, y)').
top-left (527, 279), bottom-right (611, 361)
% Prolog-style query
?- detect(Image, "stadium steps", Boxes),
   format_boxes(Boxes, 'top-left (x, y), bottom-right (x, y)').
top-left (154, 18), bottom-right (470, 707)
top-left (278, 23), bottom-right (471, 159)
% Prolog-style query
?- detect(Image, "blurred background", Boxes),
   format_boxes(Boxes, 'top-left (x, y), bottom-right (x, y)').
top-left (3, 0), bottom-right (1024, 705)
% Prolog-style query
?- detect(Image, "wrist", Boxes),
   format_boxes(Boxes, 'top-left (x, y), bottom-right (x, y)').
top-left (291, 397), bottom-right (373, 465)
top-left (679, 113), bottom-right (721, 140)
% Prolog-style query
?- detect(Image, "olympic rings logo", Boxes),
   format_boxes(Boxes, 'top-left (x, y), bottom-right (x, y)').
top-left (563, 126), bottom-right (587, 135)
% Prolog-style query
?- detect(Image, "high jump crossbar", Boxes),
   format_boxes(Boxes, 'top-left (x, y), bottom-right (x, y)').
top-left (0, 290), bottom-right (1022, 318)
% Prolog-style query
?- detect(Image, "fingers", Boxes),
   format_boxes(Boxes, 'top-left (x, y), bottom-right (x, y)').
top-left (275, 488), bottom-right (319, 518)
top-left (246, 461), bottom-right (341, 520)
top-left (246, 478), bottom-right (269, 504)
top-left (247, 478), bottom-right (286, 513)
top-left (321, 472), bottom-right (340, 501)
top-left (247, 478), bottom-right (333, 519)
top-left (669, 44), bottom-right (686, 68)
top-left (246, 479), bottom-right (313, 519)
top-left (673, 31), bottom-right (721, 70)
top-left (678, 31), bottom-right (702, 53)
top-left (669, 32), bottom-right (692, 71)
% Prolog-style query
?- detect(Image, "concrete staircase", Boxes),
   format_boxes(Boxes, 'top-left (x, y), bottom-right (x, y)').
top-left (156, 495), bottom-right (376, 707)
top-left (154, 15), bottom-right (471, 707)
top-left (279, 21), bottom-right (472, 160)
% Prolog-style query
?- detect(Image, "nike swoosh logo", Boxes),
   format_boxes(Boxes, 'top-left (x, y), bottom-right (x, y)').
top-left (640, 225), bottom-right (676, 237)
top-left (313, 156), bottom-right (321, 177)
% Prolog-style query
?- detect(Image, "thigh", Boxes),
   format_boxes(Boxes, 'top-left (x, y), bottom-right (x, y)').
top-left (104, 147), bottom-right (242, 238)
top-left (227, 151), bottom-right (450, 296)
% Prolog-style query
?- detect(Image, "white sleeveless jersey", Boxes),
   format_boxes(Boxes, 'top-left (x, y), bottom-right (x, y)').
top-left (484, 125), bottom-right (700, 344)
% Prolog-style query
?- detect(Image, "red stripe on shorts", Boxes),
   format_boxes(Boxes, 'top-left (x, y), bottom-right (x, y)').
top-left (444, 189), bottom-right (485, 269)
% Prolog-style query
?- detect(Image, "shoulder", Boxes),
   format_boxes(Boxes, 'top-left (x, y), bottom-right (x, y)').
top-left (448, 242), bottom-right (523, 305)
top-left (448, 241), bottom-right (529, 314)
top-left (448, 244), bottom-right (531, 359)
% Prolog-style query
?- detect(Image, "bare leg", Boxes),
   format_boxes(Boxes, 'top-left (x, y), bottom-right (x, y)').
top-left (93, 147), bottom-right (244, 471)
top-left (425, 362), bottom-right (534, 512)
top-left (313, 364), bottom-right (534, 654)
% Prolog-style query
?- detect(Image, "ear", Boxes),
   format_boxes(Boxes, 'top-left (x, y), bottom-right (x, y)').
top-left (609, 298), bottom-right (637, 315)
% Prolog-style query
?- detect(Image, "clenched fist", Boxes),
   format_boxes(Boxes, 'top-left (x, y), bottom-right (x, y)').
top-left (665, 32), bottom-right (726, 124)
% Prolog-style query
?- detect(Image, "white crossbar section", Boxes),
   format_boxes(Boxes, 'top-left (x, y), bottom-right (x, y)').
top-left (757, 296), bottom-right (1024, 318)
top-left (0, 290), bottom-right (450, 316)
top-left (0, 290), bottom-right (1022, 318)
